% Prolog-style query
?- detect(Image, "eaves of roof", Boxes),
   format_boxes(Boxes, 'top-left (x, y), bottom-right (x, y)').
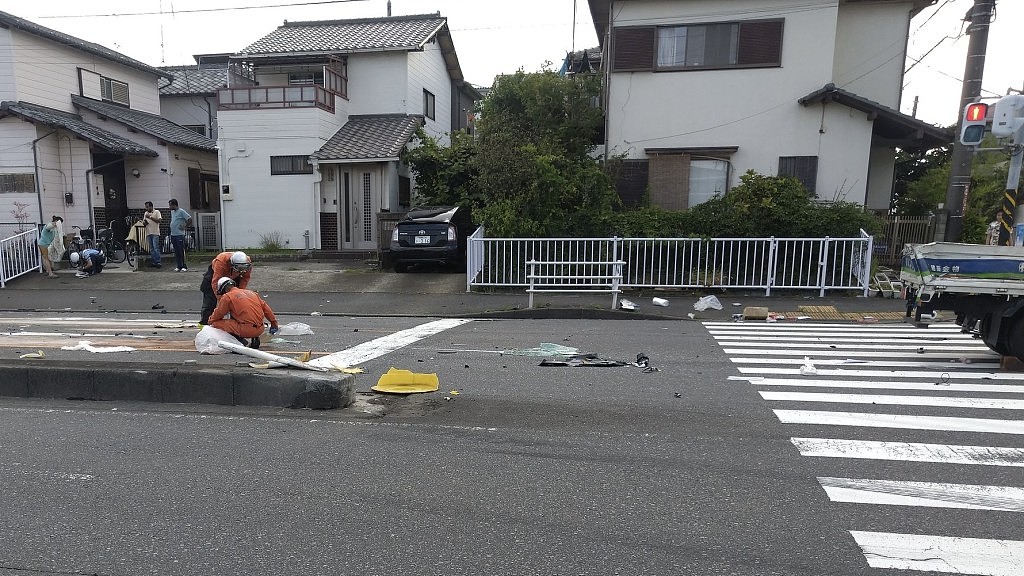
top-left (158, 64), bottom-right (229, 96)
top-left (0, 10), bottom-right (172, 80)
top-left (799, 83), bottom-right (952, 150)
top-left (0, 100), bottom-right (158, 156)
top-left (311, 114), bottom-right (423, 162)
top-left (71, 95), bottom-right (217, 153)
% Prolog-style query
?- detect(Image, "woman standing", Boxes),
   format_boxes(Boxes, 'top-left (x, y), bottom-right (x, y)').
top-left (36, 215), bottom-right (62, 278)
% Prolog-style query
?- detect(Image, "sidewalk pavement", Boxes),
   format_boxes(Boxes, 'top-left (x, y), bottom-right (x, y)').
top-left (0, 257), bottom-right (909, 411)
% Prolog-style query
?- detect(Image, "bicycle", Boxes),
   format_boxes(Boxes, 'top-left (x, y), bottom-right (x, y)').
top-left (95, 225), bottom-right (127, 264)
top-left (66, 225), bottom-right (96, 268)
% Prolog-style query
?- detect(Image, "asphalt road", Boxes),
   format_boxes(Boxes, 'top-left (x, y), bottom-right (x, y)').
top-left (1, 311), bottom-right (1020, 575)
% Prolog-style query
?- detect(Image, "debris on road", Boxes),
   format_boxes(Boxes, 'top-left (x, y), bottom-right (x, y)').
top-left (61, 341), bottom-right (136, 353)
top-left (502, 343), bottom-right (579, 356)
top-left (217, 340), bottom-right (328, 372)
top-left (620, 299), bottom-right (638, 311)
top-left (372, 367), bottom-right (439, 394)
top-left (743, 306), bottom-right (770, 320)
top-left (652, 297), bottom-right (669, 307)
top-left (799, 356), bottom-right (818, 375)
top-left (693, 295), bottom-right (723, 311)
top-left (18, 350), bottom-right (45, 359)
top-left (539, 354), bottom-right (627, 367)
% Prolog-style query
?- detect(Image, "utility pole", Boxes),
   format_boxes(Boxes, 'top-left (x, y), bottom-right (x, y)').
top-left (942, 0), bottom-right (996, 242)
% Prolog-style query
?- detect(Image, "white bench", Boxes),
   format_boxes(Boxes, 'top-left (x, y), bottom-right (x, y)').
top-left (526, 260), bottom-right (626, 309)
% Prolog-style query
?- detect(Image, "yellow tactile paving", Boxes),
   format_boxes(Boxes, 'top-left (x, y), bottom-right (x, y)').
top-left (771, 305), bottom-right (905, 322)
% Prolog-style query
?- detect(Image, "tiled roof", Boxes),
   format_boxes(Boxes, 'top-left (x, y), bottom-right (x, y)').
top-left (71, 95), bottom-right (217, 152)
top-left (0, 101), bottom-right (158, 156)
top-left (0, 10), bottom-right (171, 80)
top-left (799, 84), bottom-right (952, 150)
top-left (311, 115), bottom-right (423, 161)
top-left (239, 14), bottom-right (447, 56)
top-left (158, 64), bottom-right (230, 95)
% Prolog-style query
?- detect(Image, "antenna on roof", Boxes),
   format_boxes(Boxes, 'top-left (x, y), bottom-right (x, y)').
top-left (387, 1), bottom-right (392, 17)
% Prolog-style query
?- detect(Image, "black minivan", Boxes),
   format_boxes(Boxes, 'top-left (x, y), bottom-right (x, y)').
top-left (389, 206), bottom-right (473, 272)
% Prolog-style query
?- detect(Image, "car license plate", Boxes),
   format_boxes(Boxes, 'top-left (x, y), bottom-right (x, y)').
top-left (414, 236), bottom-right (431, 245)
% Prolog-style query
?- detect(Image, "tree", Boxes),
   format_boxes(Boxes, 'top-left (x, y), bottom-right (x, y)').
top-left (892, 143), bottom-right (952, 216)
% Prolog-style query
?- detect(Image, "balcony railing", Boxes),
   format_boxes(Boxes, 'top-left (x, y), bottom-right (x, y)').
top-left (218, 85), bottom-right (334, 112)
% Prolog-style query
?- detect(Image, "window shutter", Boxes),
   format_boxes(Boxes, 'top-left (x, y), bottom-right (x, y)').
top-left (778, 156), bottom-right (817, 194)
top-left (737, 20), bottom-right (784, 66)
top-left (612, 27), bottom-right (655, 71)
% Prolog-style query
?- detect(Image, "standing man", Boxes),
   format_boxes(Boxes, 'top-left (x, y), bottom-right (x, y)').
top-left (209, 277), bottom-right (279, 349)
top-left (168, 198), bottom-right (192, 272)
top-left (142, 201), bottom-right (162, 268)
top-left (199, 251), bottom-right (252, 325)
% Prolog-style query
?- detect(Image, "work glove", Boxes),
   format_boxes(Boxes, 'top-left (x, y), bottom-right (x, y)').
top-left (269, 327), bottom-right (279, 335)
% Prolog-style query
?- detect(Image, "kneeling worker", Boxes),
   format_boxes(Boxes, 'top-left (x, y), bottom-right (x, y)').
top-left (71, 248), bottom-right (106, 277)
top-left (209, 277), bottom-right (279, 349)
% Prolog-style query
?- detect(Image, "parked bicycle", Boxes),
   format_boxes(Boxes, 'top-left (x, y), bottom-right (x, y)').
top-left (67, 222), bottom-right (128, 265)
top-left (66, 225), bottom-right (95, 268)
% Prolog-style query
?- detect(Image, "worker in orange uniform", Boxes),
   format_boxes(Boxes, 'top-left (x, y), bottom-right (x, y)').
top-left (208, 277), bottom-right (279, 349)
top-left (199, 251), bottom-right (252, 325)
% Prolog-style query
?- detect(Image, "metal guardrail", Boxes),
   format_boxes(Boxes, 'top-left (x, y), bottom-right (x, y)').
top-left (0, 229), bottom-right (40, 288)
top-left (467, 230), bottom-right (873, 297)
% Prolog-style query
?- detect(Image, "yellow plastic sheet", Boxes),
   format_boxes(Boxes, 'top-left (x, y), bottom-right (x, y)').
top-left (371, 367), bottom-right (439, 394)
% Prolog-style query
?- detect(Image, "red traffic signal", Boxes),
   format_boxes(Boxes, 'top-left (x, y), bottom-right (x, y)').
top-left (960, 102), bottom-right (989, 145)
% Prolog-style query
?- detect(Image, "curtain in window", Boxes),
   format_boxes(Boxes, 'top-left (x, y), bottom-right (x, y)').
top-left (689, 159), bottom-right (729, 206)
top-left (657, 27), bottom-right (686, 67)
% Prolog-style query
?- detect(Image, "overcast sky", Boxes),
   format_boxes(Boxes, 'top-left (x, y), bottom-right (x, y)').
top-left (2, 0), bottom-right (1020, 128)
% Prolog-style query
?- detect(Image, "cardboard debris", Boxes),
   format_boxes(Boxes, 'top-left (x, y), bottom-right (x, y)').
top-left (743, 307), bottom-right (770, 320)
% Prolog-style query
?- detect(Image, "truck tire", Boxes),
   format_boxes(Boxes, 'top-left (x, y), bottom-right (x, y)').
top-left (1005, 315), bottom-right (1024, 362)
top-left (980, 314), bottom-right (1012, 356)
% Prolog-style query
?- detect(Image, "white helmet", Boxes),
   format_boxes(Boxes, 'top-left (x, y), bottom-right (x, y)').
top-left (70, 252), bottom-right (80, 264)
top-left (217, 277), bottom-right (236, 295)
top-left (229, 251), bottom-right (251, 272)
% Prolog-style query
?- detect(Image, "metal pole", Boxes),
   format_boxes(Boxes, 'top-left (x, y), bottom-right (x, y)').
top-left (942, 0), bottom-right (995, 242)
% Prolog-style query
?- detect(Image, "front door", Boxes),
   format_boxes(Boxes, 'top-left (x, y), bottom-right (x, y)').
top-left (341, 166), bottom-right (378, 251)
top-left (92, 153), bottom-right (128, 237)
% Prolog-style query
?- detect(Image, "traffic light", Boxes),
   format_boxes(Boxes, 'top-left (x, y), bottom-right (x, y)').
top-left (992, 94), bottom-right (1024, 139)
top-left (959, 102), bottom-right (989, 145)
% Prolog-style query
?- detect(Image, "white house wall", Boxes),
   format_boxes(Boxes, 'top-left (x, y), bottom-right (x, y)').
top-left (7, 28), bottom-right (162, 114)
top-left (0, 28), bottom-right (16, 101)
top-left (346, 52), bottom-right (408, 115)
top-left (866, 147), bottom-right (896, 211)
top-left (606, 0), bottom-right (895, 205)
top-left (407, 41), bottom-right (453, 142)
top-left (217, 107), bottom-right (326, 249)
top-left (160, 95), bottom-right (217, 137)
top-left (832, 2), bottom-right (913, 107)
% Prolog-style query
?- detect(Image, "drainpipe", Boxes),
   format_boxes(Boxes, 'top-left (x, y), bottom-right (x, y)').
top-left (84, 157), bottom-right (126, 234)
top-left (31, 131), bottom-right (57, 225)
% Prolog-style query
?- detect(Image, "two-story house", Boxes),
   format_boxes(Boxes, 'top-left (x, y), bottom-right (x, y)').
top-left (0, 10), bottom-right (218, 242)
top-left (588, 0), bottom-right (950, 213)
top-left (159, 54), bottom-right (236, 141)
top-left (216, 12), bottom-right (481, 252)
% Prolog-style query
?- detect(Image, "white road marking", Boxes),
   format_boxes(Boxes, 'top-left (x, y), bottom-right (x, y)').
top-left (719, 341), bottom-right (988, 351)
top-left (308, 319), bottom-right (473, 368)
top-left (850, 531), bottom-right (1024, 575)
top-left (739, 367), bottom-right (1024, 380)
top-left (731, 357), bottom-right (998, 368)
top-left (791, 437), bottom-right (1024, 466)
top-left (730, 375), bottom-right (1024, 394)
top-left (817, 477), bottom-right (1024, 511)
top-left (762, 391), bottom-right (1024, 410)
top-left (775, 410), bottom-right (1024, 435)
top-left (724, 347), bottom-right (994, 358)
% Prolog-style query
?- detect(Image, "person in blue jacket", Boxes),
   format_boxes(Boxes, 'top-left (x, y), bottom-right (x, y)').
top-left (71, 248), bottom-right (106, 277)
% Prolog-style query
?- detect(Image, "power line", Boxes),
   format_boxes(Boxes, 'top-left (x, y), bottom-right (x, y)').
top-left (37, 0), bottom-right (370, 19)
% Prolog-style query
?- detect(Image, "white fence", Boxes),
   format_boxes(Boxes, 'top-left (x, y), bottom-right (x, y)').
top-left (0, 229), bottom-right (41, 288)
top-left (466, 228), bottom-right (873, 296)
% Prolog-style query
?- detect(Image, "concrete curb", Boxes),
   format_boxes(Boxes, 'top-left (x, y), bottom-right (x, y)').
top-left (0, 360), bottom-right (355, 409)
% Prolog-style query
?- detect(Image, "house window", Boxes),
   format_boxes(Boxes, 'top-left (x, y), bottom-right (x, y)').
top-left (643, 149), bottom-right (734, 210)
top-left (182, 124), bottom-right (207, 136)
top-left (423, 89), bottom-right (435, 120)
top-left (100, 77), bottom-right (130, 106)
top-left (0, 173), bottom-right (36, 193)
top-left (289, 72), bottom-right (324, 85)
top-left (778, 156), bottom-right (818, 194)
top-left (326, 57), bottom-right (348, 99)
top-left (270, 155), bottom-right (313, 175)
top-left (613, 19), bottom-right (784, 71)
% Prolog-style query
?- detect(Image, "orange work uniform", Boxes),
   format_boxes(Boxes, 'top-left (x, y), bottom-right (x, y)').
top-left (209, 288), bottom-right (278, 338)
top-left (209, 251), bottom-right (252, 297)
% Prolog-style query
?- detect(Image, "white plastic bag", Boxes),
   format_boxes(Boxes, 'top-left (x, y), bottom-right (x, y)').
top-left (195, 325), bottom-right (235, 354)
top-left (693, 295), bottom-right (723, 311)
top-left (276, 322), bottom-right (313, 336)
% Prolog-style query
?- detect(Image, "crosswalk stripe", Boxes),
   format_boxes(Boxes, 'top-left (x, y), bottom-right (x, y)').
top-left (732, 357), bottom-right (999, 368)
top-left (817, 477), bottom-right (1024, 511)
top-left (776, 410), bottom-right (1024, 434)
top-left (725, 347), bottom-right (994, 358)
top-left (705, 322), bottom-right (963, 331)
top-left (791, 438), bottom-right (1024, 466)
top-left (739, 367), bottom-right (1024, 380)
top-left (308, 319), bottom-right (472, 368)
top-left (731, 376), bottom-right (1024, 394)
top-left (849, 531), bottom-right (1024, 575)
top-left (762, 391), bottom-right (1024, 410)
top-left (719, 341), bottom-right (987, 351)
